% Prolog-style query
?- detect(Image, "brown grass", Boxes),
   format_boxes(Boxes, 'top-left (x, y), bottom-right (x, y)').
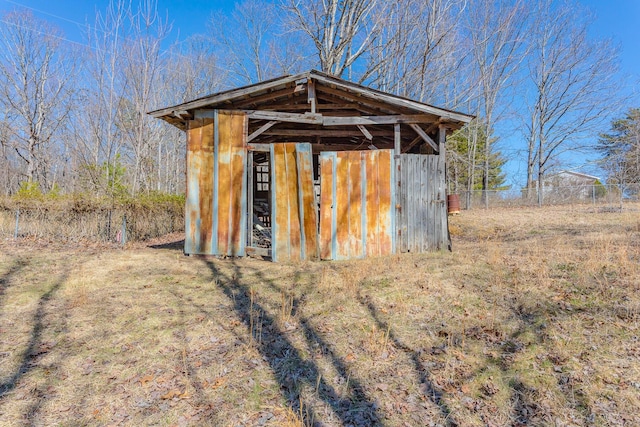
top-left (1, 203), bottom-right (639, 426)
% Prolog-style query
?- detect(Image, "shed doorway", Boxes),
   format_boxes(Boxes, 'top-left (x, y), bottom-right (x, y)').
top-left (247, 149), bottom-right (272, 256)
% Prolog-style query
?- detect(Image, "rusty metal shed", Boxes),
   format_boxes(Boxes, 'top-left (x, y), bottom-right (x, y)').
top-left (149, 70), bottom-right (473, 261)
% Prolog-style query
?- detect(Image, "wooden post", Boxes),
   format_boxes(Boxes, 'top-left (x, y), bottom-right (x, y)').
top-left (308, 78), bottom-right (317, 113)
top-left (247, 152), bottom-right (254, 248)
top-left (438, 124), bottom-right (451, 251)
top-left (394, 124), bottom-right (401, 156)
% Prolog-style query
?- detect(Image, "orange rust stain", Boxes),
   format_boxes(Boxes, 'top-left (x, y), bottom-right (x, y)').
top-left (216, 114), bottom-right (232, 254)
top-left (185, 119), bottom-right (215, 254)
top-left (227, 112), bottom-right (246, 255)
top-left (348, 151), bottom-right (363, 258)
top-left (365, 151), bottom-right (380, 257)
top-left (285, 145), bottom-right (301, 261)
top-left (272, 144), bottom-right (290, 261)
top-left (335, 153), bottom-right (350, 259)
top-left (297, 147), bottom-right (319, 260)
top-left (319, 155), bottom-right (334, 260)
top-left (186, 122), bottom-right (201, 251)
top-left (377, 150), bottom-right (393, 255)
top-left (199, 119), bottom-right (214, 254)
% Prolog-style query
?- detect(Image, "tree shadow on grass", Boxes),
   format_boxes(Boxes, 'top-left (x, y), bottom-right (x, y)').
top-left (147, 240), bottom-right (185, 251)
top-left (356, 291), bottom-right (457, 426)
top-left (0, 256), bottom-right (29, 315)
top-left (0, 262), bottom-right (69, 402)
top-left (202, 258), bottom-right (382, 426)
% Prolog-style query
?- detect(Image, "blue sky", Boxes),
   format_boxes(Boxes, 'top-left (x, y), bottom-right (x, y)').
top-left (581, 0), bottom-right (640, 83)
top-left (1, 0), bottom-right (638, 185)
top-left (2, 0), bottom-right (637, 83)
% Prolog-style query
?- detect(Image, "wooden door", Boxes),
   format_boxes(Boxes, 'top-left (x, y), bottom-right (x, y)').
top-left (319, 150), bottom-right (395, 260)
top-left (270, 143), bottom-right (319, 262)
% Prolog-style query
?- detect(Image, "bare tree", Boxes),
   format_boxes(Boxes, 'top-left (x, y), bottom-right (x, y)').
top-left (0, 10), bottom-right (76, 188)
top-left (284, 0), bottom-right (381, 78)
top-left (464, 0), bottom-right (527, 208)
top-left (72, 0), bottom-right (130, 195)
top-left (364, 0), bottom-right (465, 104)
top-left (522, 0), bottom-right (621, 205)
top-left (119, 0), bottom-right (171, 194)
top-left (209, 0), bottom-right (308, 85)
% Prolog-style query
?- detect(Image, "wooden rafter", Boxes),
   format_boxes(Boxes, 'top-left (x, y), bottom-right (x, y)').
top-left (232, 87), bottom-right (302, 108)
top-left (357, 125), bottom-right (373, 140)
top-left (247, 121), bottom-right (279, 142)
top-left (409, 124), bottom-right (439, 152)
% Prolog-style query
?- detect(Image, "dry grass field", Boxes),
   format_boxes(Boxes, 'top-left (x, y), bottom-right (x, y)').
top-left (1, 204), bottom-right (639, 426)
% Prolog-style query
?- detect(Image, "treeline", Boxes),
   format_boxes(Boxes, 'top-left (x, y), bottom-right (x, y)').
top-left (0, 0), bottom-right (626, 206)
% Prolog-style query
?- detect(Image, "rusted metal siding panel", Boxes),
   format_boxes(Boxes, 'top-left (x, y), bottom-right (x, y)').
top-left (286, 144), bottom-right (302, 260)
top-left (185, 118), bottom-right (214, 255)
top-left (377, 150), bottom-right (395, 255)
top-left (347, 151), bottom-right (363, 257)
top-left (334, 153), bottom-right (350, 259)
top-left (270, 143), bottom-right (319, 262)
top-left (397, 154), bottom-right (448, 252)
top-left (319, 150), bottom-right (395, 260)
top-left (184, 111), bottom-right (247, 257)
top-left (296, 144), bottom-right (319, 260)
top-left (271, 143), bottom-right (289, 261)
top-left (365, 151), bottom-right (380, 257)
top-left (214, 110), bottom-right (247, 256)
top-left (319, 153), bottom-right (335, 260)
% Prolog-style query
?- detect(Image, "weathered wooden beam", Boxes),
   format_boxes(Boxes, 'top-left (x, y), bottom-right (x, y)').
top-left (232, 86), bottom-right (302, 108)
top-left (260, 103), bottom-right (359, 111)
top-left (316, 92), bottom-right (383, 115)
top-left (409, 123), bottom-right (438, 152)
top-left (394, 124), bottom-right (401, 155)
top-left (247, 153), bottom-right (254, 247)
top-left (247, 121), bottom-right (279, 142)
top-left (246, 143), bottom-right (271, 152)
top-left (438, 124), bottom-right (447, 151)
top-left (245, 110), bottom-right (323, 124)
top-left (172, 110), bottom-right (192, 120)
top-left (308, 78), bottom-right (316, 113)
top-left (149, 74), bottom-right (302, 117)
top-left (317, 85), bottom-right (402, 115)
top-left (311, 142), bottom-right (393, 152)
top-left (262, 128), bottom-right (395, 137)
top-left (357, 125), bottom-right (373, 140)
top-left (322, 114), bottom-right (437, 126)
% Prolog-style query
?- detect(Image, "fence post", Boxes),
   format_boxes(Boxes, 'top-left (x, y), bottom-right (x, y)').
top-left (14, 209), bottom-right (20, 239)
top-left (121, 215), bottom-right (127, 248)
top-left (107, 210), bottom-right (112, 241)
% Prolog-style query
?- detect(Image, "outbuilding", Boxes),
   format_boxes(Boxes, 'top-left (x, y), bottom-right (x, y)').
top-left (149, 70), bottom-right (472, 261)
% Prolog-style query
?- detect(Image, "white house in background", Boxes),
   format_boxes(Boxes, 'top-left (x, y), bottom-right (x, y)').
top-left (542, 170), bottom-right (601, 200)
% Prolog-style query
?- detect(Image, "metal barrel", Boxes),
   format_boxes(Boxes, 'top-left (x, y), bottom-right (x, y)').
top-left (447, 194), bottom-right (461, 215)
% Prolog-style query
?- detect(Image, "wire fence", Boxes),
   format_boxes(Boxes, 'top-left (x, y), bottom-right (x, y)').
top-left (0, 199), bottom-right (184, 244)
top-left (1, 184), bottom-right (637, 244)
top-left (454, 183), bottom-right (640, 210)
